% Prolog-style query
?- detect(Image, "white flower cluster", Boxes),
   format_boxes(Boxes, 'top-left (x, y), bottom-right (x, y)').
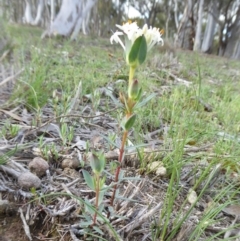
top-left (110, 21), bottom-right (164, 55)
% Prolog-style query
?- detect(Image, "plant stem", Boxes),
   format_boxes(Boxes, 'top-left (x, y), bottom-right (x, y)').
top-left (108, 66), bottom-right (135, 216)
top-left (109, 130), bottom-right (128, 208)
top-left (92, 174), bottom-right (100, 225)
top-left (129, 66), bottom-right (135, 87)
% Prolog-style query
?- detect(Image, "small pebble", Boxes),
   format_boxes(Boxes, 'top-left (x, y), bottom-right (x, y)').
top-left (18, 172), bottom-right (41, 189)
top-left (61, 158), bottom-right (80, 169)
top-left (188, 189), bottom-right (198, 204)
top-left (29, 157), bottom-right (49, 177)
top-left (105, 150), bottom-right (118, 161)
top-left (147, 161), bottom-right (167, 177)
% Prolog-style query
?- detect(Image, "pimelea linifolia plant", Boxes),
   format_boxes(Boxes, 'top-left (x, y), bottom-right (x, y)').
top-left (82, 21), bottom-right (164, 225)
top-left (109, 21), bottom-right (164, 207)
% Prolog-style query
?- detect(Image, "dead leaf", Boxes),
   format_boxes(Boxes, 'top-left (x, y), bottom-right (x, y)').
top-left (223, 204), bottom-right (240, 216)
top-left (0, 109), bottom-right (23, 122)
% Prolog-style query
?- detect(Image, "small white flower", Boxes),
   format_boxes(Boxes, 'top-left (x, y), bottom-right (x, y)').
top-left (142, 24), bottom-right (164, 51)
top-left (110, 21), bottom-right (164, 65)
top-left (110, 31), bottom-right (125, 50)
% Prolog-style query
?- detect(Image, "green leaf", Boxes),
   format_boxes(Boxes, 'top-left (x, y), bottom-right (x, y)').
top-left (124, 114), bottom-right (137, 130)
top-left (82, 170), bottom-right (95, 190)
top-left (99, 176), bottom-right (106, 189)
top-left (98, 190), bottom-right (105, 205)
top-left (136, 87), bottom-right (143, 101)
top-left (118, 169), bottom-right (125, 180)
top-left (103, 87), bottom-right (123, 107)
top-left (90, 152), bottom-right (105, 174)
top-left (135, 93), bottom-right (156, 108)
top-left (128, 35), bottom-right (147, 67)
top-left (80, 220), bottom-right (93, 227)
top-left (98, 203), bottom-right (105, 213)
top-left (0, 145), bottom-right (18, 165)
top-left (93, 226), bottom-right (104, 235)
top-left (84, 199), bottom-right (95, 215)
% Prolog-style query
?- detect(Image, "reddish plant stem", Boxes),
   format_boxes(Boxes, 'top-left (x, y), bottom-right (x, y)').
top-left (92, 174), bottom-right (100, 225)
top-left (109, 130), bottom-right (128, 207)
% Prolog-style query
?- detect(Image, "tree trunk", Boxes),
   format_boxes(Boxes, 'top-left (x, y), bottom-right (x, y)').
top-left (173, 0), bottom-right (179, 29)
top-left (193, 0), bottom-right (204, 51)
top-left (71, 0), bottom-right (96, 38)
top-left (165, 0), bottom-right (172, 39)
top-left (24, 0), bottom-right (44, 26)
top-left (176, 0), bottom-right (195, 50)
top-left (50, 0), bottom-right (55, 22)
top-left (41, 0), bottom-right (97, 39)
top-left (24, 0), bottom-right (33, 24)
top-left (201, 0), bottom-right (219, 53)
top-left (32, 0), bottom-right (44, 25)
top-left (224, 6), bottom-right (240, 59)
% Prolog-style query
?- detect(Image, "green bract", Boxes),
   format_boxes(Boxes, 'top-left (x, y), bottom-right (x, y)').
top-left (128, 35), bottom-right (147, 68)
top-left (128, 79), bottom-right (142, 101)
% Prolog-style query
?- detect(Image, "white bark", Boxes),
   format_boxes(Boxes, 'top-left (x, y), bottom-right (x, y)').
top-left (193, 0), bottom-right (204, 51)
top-left (174, 0), bottom-right (179, 29)
top-left (24, 0), bottom-right (44, 26)
top-left (24, 0), bottom-right (33, 24)
top-left (232, 41), bottom-right (240, 59)
top-left (70, 0), bottom-right (96, 39)
top-left (51, 0), bottom-right (55, 22)
top-left (176, 0), bottom-right (194, 49)
top-left (165, 0), bottom-right (172, 39)
top-left (201, 0), bottom-right (219, 53)
top-left (32, 0), bottom-right (44, 25)
top-left (42, 0), bottom-right (96, 39)
top-left (224, 6), bottom-right (240, 59)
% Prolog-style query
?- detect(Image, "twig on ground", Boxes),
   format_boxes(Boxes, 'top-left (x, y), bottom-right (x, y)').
top-left (0, 164), bottom-right (21, 178)
top-left (224, 215), bottom-right (239, 239)
top-left (0, 68), bottom-right (24, 87)
top-left (121, 202), bottom-right (162, 233)
top-left (101, 224), bottom-right (124, 241)
top-left (69, 229), bottom-right (81, 241)
top-left (43, 201), bottom-right (75, 217)
top-left (19, 207), bottom-right (32, 241)
top-left (61, 183), bottom-right (80, 204)
top-left (117, 179), bottom-right (145, 213)
top-left (0, 49), bottom-right (10, 62)
top-left (25, 204), bottom-right (31, 221)
top-left (161, 69), bottom-right (192, 87)
top-left (28, 107), bottom-right (119, 134)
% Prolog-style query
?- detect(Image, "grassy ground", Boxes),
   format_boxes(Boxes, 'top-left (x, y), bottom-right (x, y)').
top-left (1, 23), bottom-right (240, 241)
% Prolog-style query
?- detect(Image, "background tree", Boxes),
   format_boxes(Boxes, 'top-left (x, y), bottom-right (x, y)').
top-left (0, 0), bottom-right (239, 59)
top-left (193, 0), bottom-right (204, 51)
top-left (176, 0), bottom-right (195, 50)
top-left (201, 0), bottom-right (220, 53)
top-left (91, 0), bottom-right (127, 36)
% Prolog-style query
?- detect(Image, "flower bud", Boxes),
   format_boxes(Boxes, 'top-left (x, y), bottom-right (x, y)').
top-left (128, 79), bottom-right (139, 100)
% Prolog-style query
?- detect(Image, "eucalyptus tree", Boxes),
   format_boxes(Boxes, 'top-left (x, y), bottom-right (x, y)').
top-left (218, 0), bottom-right (240, 58)
top-left (201, 0), bottom-right (220, 53)
top-left (175, 0), bottom-right (240, 59)
top-left (41, 0), bottom-right (97, 39)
